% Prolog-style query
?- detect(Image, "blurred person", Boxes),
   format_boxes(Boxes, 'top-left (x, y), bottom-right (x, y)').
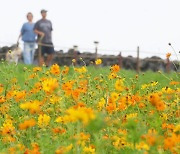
top-left (34, 9), bottom-right (54, 66)
top-left (17, 12), bottom-right (36, 64)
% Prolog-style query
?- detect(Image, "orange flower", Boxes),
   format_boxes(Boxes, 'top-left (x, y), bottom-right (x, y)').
top-left (1, 119), bottom-right (15, 136)
top-left (0, 84), bottom-right (3, 94)
top-left (62, 81), bottom-right (74, 95)
top-left (19, 119), bottom-right (36, 130)
top-left (52, 127), bottom-right (66, 134)
top-left (24, 143), bottom-right (40, 154)
top-left (33, 67), bottom-right (42, 72)
top-left (0, 96), bottom-right (6, 103)
top-left (14, 90), bottom-right (26, 102)
top-left (156, 101), bottom-right (166, 111)
top-left (62, 66), bottom-right (69, 75)
top-left (164, 134), bottom-right (178, 150)
top-left (111, 64), bottom-right (120, 73)
top-left (50, 64), bottom-right (60, 75)
top-left (139, 102), bottom-right (145, 108)
top-left (166, 53), bottom-right (171, 58)
top-left (170, 81), bottom-right (180, 85)
top-left (2, 136), bottom-right (16, 143)
top-left (149, 93), bottom-right (161, 106)
top-left (106, 98), bottom-right (117, 113)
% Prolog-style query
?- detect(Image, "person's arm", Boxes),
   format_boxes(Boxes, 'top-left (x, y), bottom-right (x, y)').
top-left (34, 21), bottom-right (44, 37)
top-left (50, 21), bottom-right (53, 31)
top-left (17, 33), bottom-right (22, 43)
top-left (34, 29), bottom-right (45, 37)
top-left (17, 24), bottom-right (24, 46)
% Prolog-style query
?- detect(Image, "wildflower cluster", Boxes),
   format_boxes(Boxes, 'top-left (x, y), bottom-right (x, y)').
top-left (0, 61), bottom-right (179, 153)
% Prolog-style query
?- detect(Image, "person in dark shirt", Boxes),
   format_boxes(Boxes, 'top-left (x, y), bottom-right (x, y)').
top-left (17, 12), bottom-right (36, 64)
top-left (34, 9), bottom-right (54, 66)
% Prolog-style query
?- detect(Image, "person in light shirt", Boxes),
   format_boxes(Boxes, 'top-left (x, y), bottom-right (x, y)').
top-left (17, 12), bottom-right (36, 64)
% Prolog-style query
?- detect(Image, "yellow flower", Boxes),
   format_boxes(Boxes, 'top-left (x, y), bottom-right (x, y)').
top-left (151, 81), bottom-right (158, 87)
top-left (83, 146), bottom-right (95, 154)
top-left (161, 113), bottom-right (168, 121)
top-left (174, 124), bottom-right (180, 133)
top-left (20, 100), bottom-right (42, 114)
top-left (111, 136), bottom-right (127, 149)
top-left (49, 95), bottom-right (61, 104)
top-left (141, 84), bottom-right (148, 89)
top-left (108, 72), bottom-right (117, 79)
top-left (58, 107), bottom-right (95, 125)
top-left (11, 78), bottom-right (17, 84)
top-left (111, 92), bottom-right (119, 101)
top-left (95, 59), bottom-right (102, 65)
top-left (162, 87), bottom-right (174, 94)
top-left (74, 66), bottom-right (87, 73)
top-left (55, 116), bottom-right (64, 123)
top-left (126, 113), bottom-right (138, 119)
top-left (136, 141), bottom-right (149, 151)
top-left (38, 114), bottom-right (51, 128)
top-left (115, 79), bottom-right (124, 91)
top-left (56, 144), bottom-right (73, 154)
top-left (33, 67), bottom-right (42, 72)
top-left (97, 98), bottom-right (106, 111)
top-left (42, 78), bottom-right (59, 94)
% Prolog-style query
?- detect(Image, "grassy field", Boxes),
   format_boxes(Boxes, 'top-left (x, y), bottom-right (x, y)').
top-left (0, 62), bottom-right (179, 153)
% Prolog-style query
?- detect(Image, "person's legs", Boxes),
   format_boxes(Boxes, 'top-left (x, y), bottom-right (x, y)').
top-left (45, 54), bottom-right (54, 66)
top-left (44, 45), bottom-right (54, 66)
top-left (30, 43), bottom-right (36, 64)
top-left (39, 56), bottom-right (45, 66)
top-left (23, 42), bottom-right (31, 64)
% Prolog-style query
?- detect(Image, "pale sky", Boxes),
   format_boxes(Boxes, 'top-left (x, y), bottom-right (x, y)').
top-left (0, 0), bottom-right (180, 59)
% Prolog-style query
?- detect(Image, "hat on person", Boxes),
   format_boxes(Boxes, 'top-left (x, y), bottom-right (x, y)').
top-left (41, 9), bottom-right (48, 13)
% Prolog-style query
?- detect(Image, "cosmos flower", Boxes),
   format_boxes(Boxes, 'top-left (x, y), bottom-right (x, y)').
top-left (95, 59), bottom-right (102, 65)
top-left (115, 79), bottom-right (124, 91)
top-left (42, 78), bottom-right (59, 94)
top-left (19, 119), bottom-right (36, 130)
top-left (74, 66), bottom-right (87, 73)
top-left (83, 145), bottom-right (95, 154)
top-left (1, 119), bottom-right (15, 135)
top-left (0, 84), bottom-right (3, 94)
top-left (166, 53), bottom-right (171, 58)
top-left (33, 67), bottom-right (42, 72)
top-left (38, 114), bottom-right (51, 128)
top-left (50, 64), bottom-right (60, 75)
top-left (20, 100), bottom-right (42, 114)
top-left (111, 64), bottom-right (120, 73)
top-left (0, 96), bottom-right (5, 103)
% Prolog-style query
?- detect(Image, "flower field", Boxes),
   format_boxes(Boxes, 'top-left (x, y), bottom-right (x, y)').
top-left (0, 61), bottom-right (179, 154)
